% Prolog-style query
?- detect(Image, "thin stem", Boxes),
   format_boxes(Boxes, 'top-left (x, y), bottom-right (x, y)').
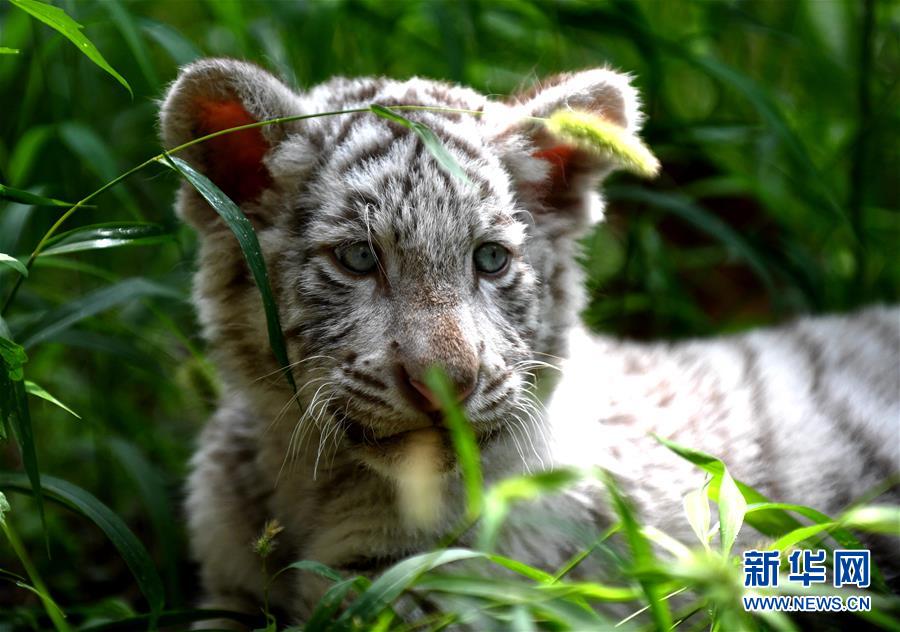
top-left (1, 519), bottom-right (71, 632)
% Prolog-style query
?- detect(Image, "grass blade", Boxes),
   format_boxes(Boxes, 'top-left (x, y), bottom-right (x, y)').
top-left (0, 471), bottom-right (165, 617)
top-left (17, 278), bottom-right (182, 349)
top-left (337, 549), bottom-right (483, 628)
top-left (162, 156), bottom-right (297, 392)
top-left (370, 105), bottom-right (472, 186)
top-left (425, 366), bottom-right (482, 520)
top-left (9, 0), bottom-right (132, 96)
top-left (0, 184), bottom-right (79, 208)
top-left (24, 380), bottom-right (80, 419)
top-left (601, 471), bottom-right (673, 631)
top-left (39, 222), bottom-right (173, 257)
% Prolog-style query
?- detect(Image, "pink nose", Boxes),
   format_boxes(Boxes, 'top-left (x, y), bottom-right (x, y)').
top-left (408, 378), bottom-right (475, 413)
top-left (398, 365), bottom-right (476, 414)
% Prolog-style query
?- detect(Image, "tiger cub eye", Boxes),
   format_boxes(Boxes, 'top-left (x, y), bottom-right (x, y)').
top-left (335, 242), bottom-right (377, 274)
top-left (473, 242), bottom-right (510, 275)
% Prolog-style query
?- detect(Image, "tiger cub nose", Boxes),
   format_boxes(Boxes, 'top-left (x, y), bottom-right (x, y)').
top-left (398, 364), bottom-right (476, 413)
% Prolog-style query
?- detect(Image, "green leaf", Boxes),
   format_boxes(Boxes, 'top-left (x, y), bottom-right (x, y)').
top-left (274, 559), bottom-right (343, 584)
top-left (0, 491), bottom-right (9, 525)
top-left (479, 468), bottom-right (581, 551)
top-left (0, 254), bottom-right (28, 278)
top-left (305, 575), bottom-right (370, 631)
top-left (18, 278), bottom-right (182, 349)
top-left (9, 0), bottom-right (132, 96)
top-left (24, 380), bottom-right (80, 419)
top-left (717, 465), bottom-right (746, 556)
top-left (162, 156), bottom-right (296, 392)
top-left (39, 222), bottom-right (173, 257)
top-left (601, 471), bottom-right (672, 631)
top-left (654, 435), bottom-right (802, 535)
top-left (0, 47), bottom-right (20, 54)
top-left (425, 366), bottom-right (482, 520)
top-left (0, 365), bottom-right (45, 539)
top-left (0, 183), bottom-right (80, 208)
top-left (0, 336), bottom-right (28, 381)
top-left (683, 482), bottom-right (711, 549)
top-left (337, 549), bottom-right (483, 627)
top-left (370, 105), bottom-right (472, 187)
top-left (0, 472), bottom-right (165, 616)
top-left (841, 505), bottom-right (900, 535)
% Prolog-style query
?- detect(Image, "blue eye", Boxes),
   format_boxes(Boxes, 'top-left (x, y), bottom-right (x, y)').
top-left (473, 242), bottom-right (510, 275)
top-left (335, 242), bottom-right (377, 274)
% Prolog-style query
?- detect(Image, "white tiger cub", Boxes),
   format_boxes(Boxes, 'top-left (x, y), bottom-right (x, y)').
top-left (159, 58), bottom-right (900, 624)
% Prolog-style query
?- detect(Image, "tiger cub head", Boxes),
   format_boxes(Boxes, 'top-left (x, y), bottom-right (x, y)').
top-left (160, 58), bottom-right (649, 480)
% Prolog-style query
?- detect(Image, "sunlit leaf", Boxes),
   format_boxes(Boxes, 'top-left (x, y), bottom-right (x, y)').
top-left (370, 105), bottom-right (472, 186)
top-left (718, 466), bottom-right (746, 556)
top-left (9, 0), bottom-right (132, 96)
top-left (0, 254), bottom-right (27, 278)
top-left (24, 380), bottom-right (80, 419)
top-left (40, 222), bottom-right (173, 257)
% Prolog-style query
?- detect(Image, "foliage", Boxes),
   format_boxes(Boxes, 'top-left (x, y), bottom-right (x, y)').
top-left (0, 0), bottom-right (897, 630)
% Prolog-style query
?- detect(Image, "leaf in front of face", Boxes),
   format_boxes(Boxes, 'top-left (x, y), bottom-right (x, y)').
top-left (370, 105), bottom-right (473, 186)
top-left (9, 0), bottom-right (132, 96)
top-left (39, 222), bottom-right (174, 257)
top-left (425, 366), bottom-right (482, 520)
top-left (161, 156), bottom-right (297, 393)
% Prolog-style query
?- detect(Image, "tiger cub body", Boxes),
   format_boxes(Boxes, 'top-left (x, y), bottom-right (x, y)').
top-left (159, 58), bottom-right (900, 623)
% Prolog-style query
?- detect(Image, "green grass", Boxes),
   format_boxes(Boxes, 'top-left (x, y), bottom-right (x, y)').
top-left (0, 0), bottom-right (898, 630)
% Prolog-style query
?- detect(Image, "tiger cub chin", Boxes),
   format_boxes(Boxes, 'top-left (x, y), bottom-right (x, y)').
top-left (160, 58), bottom-right (900, 623)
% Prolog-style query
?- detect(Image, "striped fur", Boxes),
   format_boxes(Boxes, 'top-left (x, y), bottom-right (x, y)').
top-left (160, 59), bottom-right (899, 625)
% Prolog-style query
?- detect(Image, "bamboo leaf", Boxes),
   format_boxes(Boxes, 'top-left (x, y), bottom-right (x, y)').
top-left (0, 472), bottom-right (165, 616)
top-left (9, 0), bottom-right (132, 96)
top-left (161, 156), bottom-right (296, 392)
top-left (337, 549), bottom-right (483, 627)
top-left (0, 254), bottom-right (28, 278)
top-left (0, 183), bottom-right (80, 208)
top-left (24, 380), bottom-right (80, 419)
top-left (370, 105), bottom-right (472, 186)
top-left (39, 222), bottom-right (173, 257)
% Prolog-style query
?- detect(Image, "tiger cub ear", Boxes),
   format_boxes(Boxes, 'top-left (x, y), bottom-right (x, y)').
top-left (159, 58), bottom-right (304, 230)
top-left (488, 68), bottom-right (652, 230)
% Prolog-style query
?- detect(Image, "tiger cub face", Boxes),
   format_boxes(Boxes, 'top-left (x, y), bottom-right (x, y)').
top-left (160, 59), bottom-right (645, 476)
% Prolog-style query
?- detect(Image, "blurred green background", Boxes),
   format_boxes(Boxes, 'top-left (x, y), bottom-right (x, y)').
top-left (0, 0), bottom-right (897, 626)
